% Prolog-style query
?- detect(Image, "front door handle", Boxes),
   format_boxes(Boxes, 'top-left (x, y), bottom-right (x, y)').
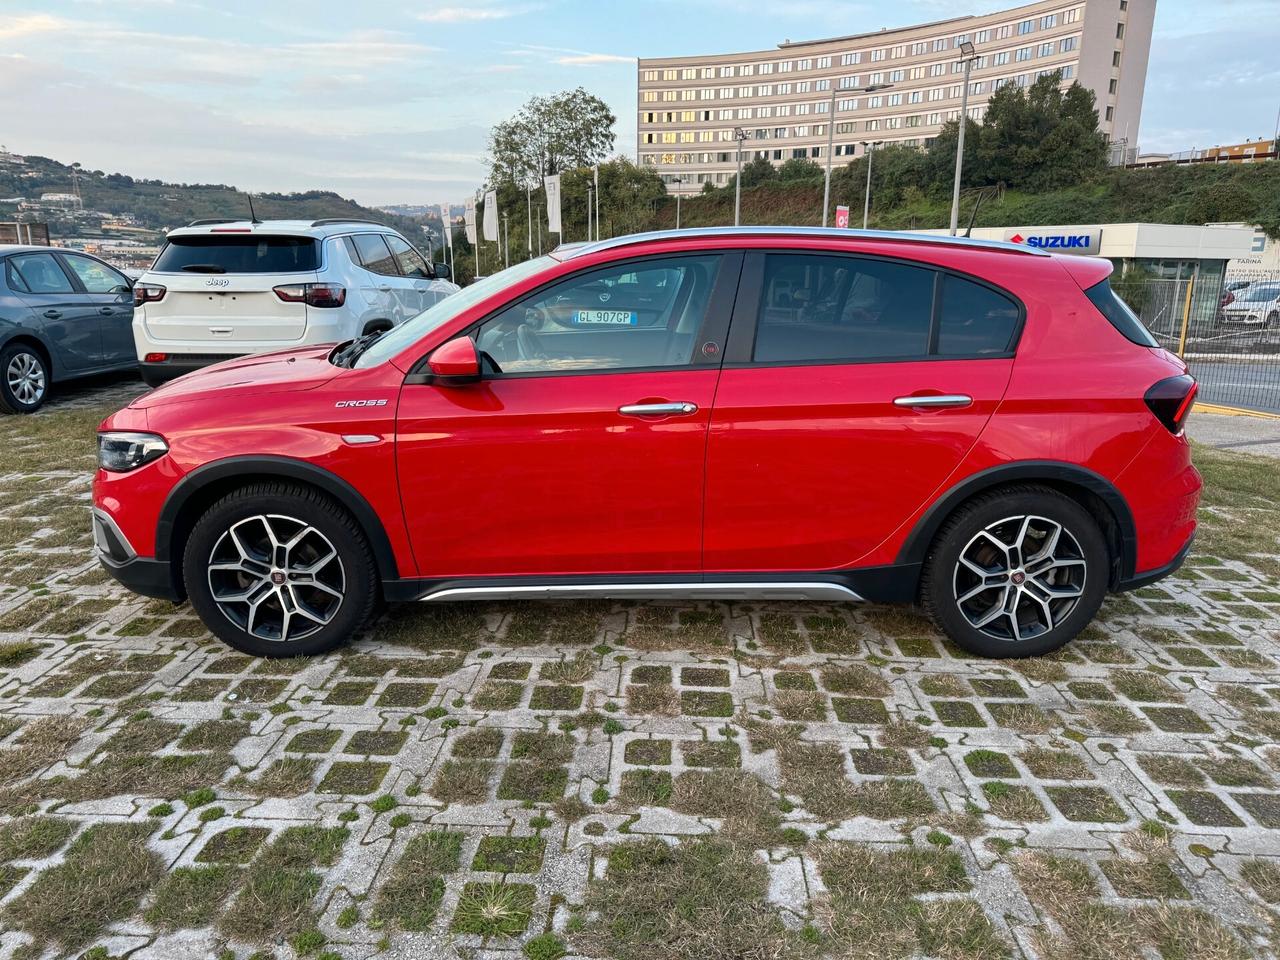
top-left (100, 307), bottom-right (115, 315)
top-left (43, 309), bottom-right (62, 319)
top-left (893, 394), bottom-right (973, 409)
top-left (618, 401), bottom-right (699, 417)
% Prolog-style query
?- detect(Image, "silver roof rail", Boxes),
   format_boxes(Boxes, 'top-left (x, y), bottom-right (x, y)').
top-left (559, 225), bottom-right (1049, 259)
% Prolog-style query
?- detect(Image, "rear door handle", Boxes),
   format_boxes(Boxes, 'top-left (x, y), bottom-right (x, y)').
top-left (618, 401), bottom-right (699, 417)
top-left (43, 309), bottom-right (62, 319)
top-left (893, 394), bottom-right (973, 409)
top-left (100, 307), bottom-right (115, 315)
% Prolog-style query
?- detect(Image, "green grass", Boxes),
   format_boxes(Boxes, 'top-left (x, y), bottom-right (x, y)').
top-left (373, 830), bottom-right (463, 931)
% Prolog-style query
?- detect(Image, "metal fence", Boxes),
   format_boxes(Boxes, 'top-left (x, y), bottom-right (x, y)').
top-left (1125, 270), bottom-right (1280, 414)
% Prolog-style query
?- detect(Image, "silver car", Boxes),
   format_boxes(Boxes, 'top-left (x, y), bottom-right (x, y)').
top-left (1221, 281), bottom-right (1280, 328)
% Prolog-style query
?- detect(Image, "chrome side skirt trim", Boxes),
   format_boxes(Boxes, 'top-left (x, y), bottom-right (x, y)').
top-left (419, 581), bottom-right (864, 603)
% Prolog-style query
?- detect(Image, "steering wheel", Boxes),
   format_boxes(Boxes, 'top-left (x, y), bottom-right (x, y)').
top-left (516, 323), bottom-right (548, 361)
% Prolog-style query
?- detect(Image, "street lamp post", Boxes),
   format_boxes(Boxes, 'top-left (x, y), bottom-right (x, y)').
top-left (585, 184), bottom-right (594, 242)
top-left (823, 83), bottom-right (891, 227)
top-left (861, 140), bottom-right (883, 229)
top-left (949, 40), bottom-right (979, 236)
top-left (672, 177), bottom-right (684, 229)
top-left (733, 127), bottom-right (749, 226)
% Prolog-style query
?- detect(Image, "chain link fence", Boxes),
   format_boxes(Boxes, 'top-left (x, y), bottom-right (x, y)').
top-left (1122, 270), bottom-right (1280, 414)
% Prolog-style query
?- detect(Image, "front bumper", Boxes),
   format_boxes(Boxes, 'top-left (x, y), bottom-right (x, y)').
top-left (93, 508), bottom-right (181, 601)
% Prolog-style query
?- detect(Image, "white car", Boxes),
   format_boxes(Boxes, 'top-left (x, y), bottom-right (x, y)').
top-left (1220, 281), bottom-right (1280, 329)
top-left (133, 218), bottom-right (459, 385)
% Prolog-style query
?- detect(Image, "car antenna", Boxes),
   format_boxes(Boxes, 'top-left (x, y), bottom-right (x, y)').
top-left (246, 193), bottom-right (262, 224)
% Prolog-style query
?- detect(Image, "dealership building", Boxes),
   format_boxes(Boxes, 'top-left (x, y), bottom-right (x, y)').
top-left (637, 0), bottom-right (1154, 193)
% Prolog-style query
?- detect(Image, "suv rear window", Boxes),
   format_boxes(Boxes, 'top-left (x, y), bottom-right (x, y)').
top-left (1084, 278), bottom-right (1158, 347)
top-left (153, 235), bottom-right (319, 274)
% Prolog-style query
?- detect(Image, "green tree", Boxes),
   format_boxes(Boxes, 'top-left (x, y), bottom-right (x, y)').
top-left (777, 157), bottom-right (824, 182)
top-left (736, 156), bottom-right (778, 189)
top-left (487, 88), bottom-right (617, 186)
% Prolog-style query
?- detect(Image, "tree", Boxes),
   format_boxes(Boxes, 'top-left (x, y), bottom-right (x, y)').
top-left (777, 157), bottom-right (824, 182)
top-left (736, 156), bottom-right (777, 189)
top-left (488, 88), bottom-right (617, 186)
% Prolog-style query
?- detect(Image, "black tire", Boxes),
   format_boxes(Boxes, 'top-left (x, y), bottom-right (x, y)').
top-left (183, 482), bottom-right (378, 657)
top-left (0, 342), bottom-right (50, 414)
top-left (920, 485), bottom-right (1108, 658)
top-left (140, 369), bottom-right (170, 388)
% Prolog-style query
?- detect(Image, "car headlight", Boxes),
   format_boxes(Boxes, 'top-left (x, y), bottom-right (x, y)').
top-left (97, 432), bottom-right (169, 472)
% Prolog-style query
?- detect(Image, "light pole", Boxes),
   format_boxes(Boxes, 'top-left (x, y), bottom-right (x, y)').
top-left (585, 184), bottom-right (594, 242)
top-left (672, 177), bottom-right (684, 229)
top-left (733, 127), bottom-right (749, 226)
top-left (861, 140), bottom-right (883, 229)
top-left (823, 83), bottom-right (891, 227)
top-left (949, 40), bottom-right (980, 236)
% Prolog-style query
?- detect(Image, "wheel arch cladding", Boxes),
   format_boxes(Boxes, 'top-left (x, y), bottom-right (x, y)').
top-left (156, 456), bottom-right (400, 597)
top-left (896, 461), bottom-right (1136, 589)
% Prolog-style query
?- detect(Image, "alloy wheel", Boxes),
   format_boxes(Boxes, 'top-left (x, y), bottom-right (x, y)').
top-left (952, 514), bottom-right (1087, 643)
top-left (6, 352), bottom-right (45, 406)
top-left (207, 514), bottom-right (345, 642)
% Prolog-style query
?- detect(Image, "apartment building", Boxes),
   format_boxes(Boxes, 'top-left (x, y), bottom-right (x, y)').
top-left (637, 0), bottom-right (1154, 193)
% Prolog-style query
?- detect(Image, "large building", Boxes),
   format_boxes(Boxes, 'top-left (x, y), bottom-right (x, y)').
top-left (637, 0), bottom-right (1154, 193)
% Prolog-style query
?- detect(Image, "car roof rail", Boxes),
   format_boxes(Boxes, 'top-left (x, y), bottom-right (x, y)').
top-left (185, 218), bottom-right (243, 227)
top-left (560, 226), bottom-right (1051, 259)
top-left (310, 218), bottom-right (389, 228)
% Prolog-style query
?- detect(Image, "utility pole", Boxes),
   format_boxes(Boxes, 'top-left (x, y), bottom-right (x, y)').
top-left (502, 213), bottom-right (510, 270)
top-left (733, 127), bottom-right (749, 227)
top-left (673, 178), bottom-right (684, 229)
top-left (949, 41), bottom-right (979, 236)
top-left (586, 185), bottom-right (594, 242)
top-left (824, 83), bottom-right (891, 227)
top-left (861, 141), bottom-right (882, 229)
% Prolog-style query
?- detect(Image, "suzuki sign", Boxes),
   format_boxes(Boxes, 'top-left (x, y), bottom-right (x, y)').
top-left (1003, 227), bottom-right (1103, 256)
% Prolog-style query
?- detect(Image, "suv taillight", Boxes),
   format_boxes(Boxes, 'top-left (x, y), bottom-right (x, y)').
top-left (274, 283), bottom-right (346, 308)
top-left (134, 283), bottom-right (166, 306)
top-left (1144, 375), bottom-right (1197, 434)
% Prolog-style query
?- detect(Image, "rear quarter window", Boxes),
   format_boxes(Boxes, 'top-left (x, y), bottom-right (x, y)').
top-left (1085, 278), bottom-right (1158, 347)
top-left (152, 235), bottom-right (319, 274)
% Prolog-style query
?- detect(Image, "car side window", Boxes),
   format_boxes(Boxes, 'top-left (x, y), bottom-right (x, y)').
top-left (384, 235), bottom-right (432, 279)
top-left (348, 234), bottom-right (400, 277)
top-left (753, 253), bottom-right (933, 362)
top-left (9, 253), bottom-right (75, 295)
top-left (62, 254), bottom-right (129, 294)
top-left (937, 275), bottom-right (1020, 355)
top-left (474, 255), bottom-right (723, 375)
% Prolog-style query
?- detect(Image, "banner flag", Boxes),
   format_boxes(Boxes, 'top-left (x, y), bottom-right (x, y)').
top-left (544, 174), bottom-right (562, 234)
top-left (441, 204), bottom-right (452, 247)
top-left (835, 205), bottom-right (850, 229)
top-left (464, 197), bottom-right (477, 245)
top-left (482, 190), bottom-right (499, 242)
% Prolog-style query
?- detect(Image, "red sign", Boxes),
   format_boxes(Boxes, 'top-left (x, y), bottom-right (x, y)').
top-left (834, 205), bottom-right (850, 229)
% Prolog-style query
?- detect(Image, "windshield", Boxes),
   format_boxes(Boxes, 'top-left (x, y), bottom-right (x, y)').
top-left (153, 235), bottom-right (319, 273)
top-left (1240, 284), bottom-right (1280, 301)
top-left (353, 256), bottom-right (556, 369)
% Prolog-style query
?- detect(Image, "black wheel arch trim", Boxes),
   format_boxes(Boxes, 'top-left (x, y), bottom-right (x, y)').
top-left (895, 460), bottom-right (1137, 588)
top-left (155, 455), bottom-right (400, 586)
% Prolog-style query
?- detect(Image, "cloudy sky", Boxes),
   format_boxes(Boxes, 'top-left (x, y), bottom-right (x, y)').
top-left (2, 0), bottom-right (1275, 206)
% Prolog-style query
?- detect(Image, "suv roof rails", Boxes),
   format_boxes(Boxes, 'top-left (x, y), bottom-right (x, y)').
top-left (310, 218), bottom-right (388, 228)
top-left (185, 218), bottom-right (242, 227)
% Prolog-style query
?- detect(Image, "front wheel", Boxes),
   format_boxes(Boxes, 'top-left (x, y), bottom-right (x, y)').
top-left (920, 486), bottom-right (1108, 658)
top-left (0, 343), bottom-right (50, 414)
top-left (183, 483), bottom-right (378, 657)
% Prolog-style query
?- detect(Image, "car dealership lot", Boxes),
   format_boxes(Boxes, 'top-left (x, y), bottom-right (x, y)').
top-left (2, 380), bottom-right (1280, 959)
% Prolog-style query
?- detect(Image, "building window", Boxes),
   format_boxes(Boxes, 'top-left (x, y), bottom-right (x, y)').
top-left (1018, 19), bottom-right (1034, 34)
top-left (1116, 22), bottom-right (1125, 39)
top-left (837, 98), bottom-right (857, 111)
top-left (1016, 47), bottom-right (1032, 61)
top-left (741, 63), bottom-right (754, 76)
top-left (1108, 78), bottom-right (1118, 93)
top-left (933, 38), bottom-right (948, 52)
top-left (1064, 8), bottom-right (1080, 23)
top-left (976, 29), bottom-right (990, 42)
top-left (889, 69), bottom-right (904, 82)
top-left (642, 70), bottom-right (657, 82)
top-left (759, 62), bottom-right (773, 74)
top-left (1060, 36), bottom-right (1078, 52)
top-left (912, 41), bottom-right (927, 56)
top-left (930, 63), bottom-right (945, 76)
top-left (663, 69), bottom-right (676, 80)
top-left (997, 24), bottom-right (1012, 39)
top-left (1040, 14), bottom-right (1057, 28)
top-left (870, 48), bottom-right (885, 61)
top-left (817, 56), bottom-right (831, 68)
top-left (1038, 42), bottom-right (1055, 56)
top-left (840, 75), bottom-right (860, 88)
top-left (841, 52), bottom-right (862, 65)
top-left (1106, 105), bottom-right (1114, 121)
top-left (798, 58), bottom-right (812, 70)
top-left (1113, 50), bottom-right (1122, 66)
top-left (888, 93), bottom-right (902, 105)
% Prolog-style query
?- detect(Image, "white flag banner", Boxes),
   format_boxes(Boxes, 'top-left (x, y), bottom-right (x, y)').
top-left (463, 197), bottom-right (477, 245)
top-left (440, 204), bottom-right (452, 247)
top-left (544, 174), bottom-right (562, 234)
top-left (482, 190), bottom-right (498, 242)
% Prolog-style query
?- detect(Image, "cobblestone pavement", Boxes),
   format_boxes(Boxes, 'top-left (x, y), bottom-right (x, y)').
top-left (2, 378), bottom-right (1280, 960)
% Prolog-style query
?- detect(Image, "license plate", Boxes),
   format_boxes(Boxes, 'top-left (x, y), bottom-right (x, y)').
top-left (574, 309), bottom-right (637, 325)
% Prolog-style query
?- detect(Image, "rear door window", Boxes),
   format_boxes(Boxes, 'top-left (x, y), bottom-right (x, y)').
top-left (936, 275), bottom-right (1020, 355)
top-left (348, 234), bottom-right (400, 277)
top-left (152, 235), bottom-right (319, 274)
top-left (384, 235), bottom-right (432, 279)
top-left (1084, 278), bottom-right (1158, 347)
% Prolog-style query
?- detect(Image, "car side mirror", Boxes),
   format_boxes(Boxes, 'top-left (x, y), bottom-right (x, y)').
top-left (426, 336), bottom-right (480, 384)
top-left (433, 262), bottom-right (451, 281)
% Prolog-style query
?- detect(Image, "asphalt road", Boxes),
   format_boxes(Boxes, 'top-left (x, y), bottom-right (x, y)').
top-left (1185, 359), bottom-right (1280, 414)
top-left (1186, 410), bottom-right (1280, 459)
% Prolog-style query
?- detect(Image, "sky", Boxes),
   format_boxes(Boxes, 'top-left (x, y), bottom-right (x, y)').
top-left (1, 0), bottom-right (1276, 207)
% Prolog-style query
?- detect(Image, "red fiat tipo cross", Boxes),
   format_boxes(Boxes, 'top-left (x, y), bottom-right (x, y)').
top-left (93, 228), bottom-right (1200, 659)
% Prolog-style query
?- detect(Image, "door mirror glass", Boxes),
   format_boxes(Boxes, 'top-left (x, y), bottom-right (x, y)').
top-left (427, 336), bottom-right (480, 383)
top-left (433, 262), bottom-right (451, 281)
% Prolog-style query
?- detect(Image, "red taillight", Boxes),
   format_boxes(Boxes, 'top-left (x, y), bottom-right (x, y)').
top-left (144, 353), bottom-right (168, 363)
top-left (134, 283), bottom-right (166, 306)
top-left (1145, 374), bottom-right (1197, 434)
top-left (1221, 291), bottom-right (1235, 308)
top-left (273, 283), bottom-right (346, 308)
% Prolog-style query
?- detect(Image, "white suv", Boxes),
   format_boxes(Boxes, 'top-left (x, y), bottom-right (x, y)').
top-left (133, 218), bottom-right (459, 385)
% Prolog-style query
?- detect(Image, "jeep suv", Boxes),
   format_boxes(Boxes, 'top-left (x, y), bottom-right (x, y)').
top-left (95, 227), bottom-right (1200, 659)
top-left (132, 218), bottom-right (459, 384)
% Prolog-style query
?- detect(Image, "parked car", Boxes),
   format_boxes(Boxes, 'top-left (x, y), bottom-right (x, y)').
top-left (1219, 281), bottom-right (1280, 328)
top-left (0, 245), bottom-right (137, 413)
top-left (94, 227), bottom-right (1200, 659)
top-left (133, 219), bottom-right (459, 385)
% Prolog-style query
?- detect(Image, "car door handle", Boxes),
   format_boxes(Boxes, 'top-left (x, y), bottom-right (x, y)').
top-left (893, 394), bottom-right (973, 409)
top-left (100, 307), bottom-right (114, 315)
top-left (618, 401), bottom-right (699, 417)
top-left (377, 284), bottom-right (392, 292)
top-left (43, 309), bottom-right (62, 319)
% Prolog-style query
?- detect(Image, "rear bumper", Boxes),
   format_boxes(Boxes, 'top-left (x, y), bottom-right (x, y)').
top-left (1117, 531), bottom-right (1194, 591)
top-left (140, 355), bottom-right (241, 384)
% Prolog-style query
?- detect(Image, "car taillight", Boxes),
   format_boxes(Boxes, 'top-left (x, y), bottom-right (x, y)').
top-left (1144, 375), bottom-right (1197, 435)
top-left (144, 353), bottom-right (167, 363)
top-left (273, 283), bottom-right (346, 308)
top-left (1221, 291), bottom-right (1235, 307)
top-left (134, 283), bottom-right (166, 306)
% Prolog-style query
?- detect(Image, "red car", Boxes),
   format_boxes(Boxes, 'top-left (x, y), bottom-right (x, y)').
top-left (93, 227), bottom-right (1200, 659)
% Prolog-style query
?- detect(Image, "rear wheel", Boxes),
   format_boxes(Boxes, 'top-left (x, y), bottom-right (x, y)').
top-left (183, 483), bottom-right (377, 657)
top-left (920, 486), bottom-right (1108, 658)
top-left (0, 343), bottom-right (49, 414)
